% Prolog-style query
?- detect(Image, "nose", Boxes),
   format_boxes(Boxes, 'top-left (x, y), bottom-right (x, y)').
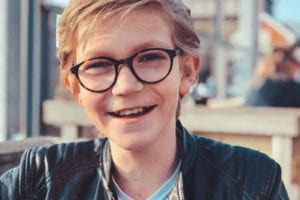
top-left (111, 65), bottom-right (143, 95)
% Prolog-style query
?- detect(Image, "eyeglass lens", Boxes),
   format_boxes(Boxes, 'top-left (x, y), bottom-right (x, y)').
top-left (76, 48), bottom-right (177, 92)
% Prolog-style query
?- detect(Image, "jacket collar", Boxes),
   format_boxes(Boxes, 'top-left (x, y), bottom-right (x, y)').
top-left (99, 120), bottom-right (197, 199)
top-left (176, 120), bottom-right (197, 180)
top-left (100, 140), bottom-right (117, 200)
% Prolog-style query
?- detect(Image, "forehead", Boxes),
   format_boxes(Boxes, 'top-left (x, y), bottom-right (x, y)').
top-left (77, 9), bottom-right (173, 58)
top-left (76, 8), bottom-right (173, 53)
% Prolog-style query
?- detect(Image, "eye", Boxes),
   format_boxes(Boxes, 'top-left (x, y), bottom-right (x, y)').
top-left (84, 61), bottom-right (113, 70)
top-left (138, 52), bottom-right (165, 63)
top-left (80, 59), bottom-right (114, 75)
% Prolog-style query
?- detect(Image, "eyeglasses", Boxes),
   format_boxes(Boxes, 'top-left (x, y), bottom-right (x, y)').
top-left (70, 48), bottom-right (183, 93)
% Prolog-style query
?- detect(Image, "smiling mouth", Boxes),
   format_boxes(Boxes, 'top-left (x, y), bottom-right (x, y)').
top-left (108, 105), bottom-right (156, 118)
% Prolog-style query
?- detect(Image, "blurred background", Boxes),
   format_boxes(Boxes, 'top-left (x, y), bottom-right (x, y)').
top-left (0, 0), bottom-right (300, 198)
top-left (0, 0), bottom-right (299, 140)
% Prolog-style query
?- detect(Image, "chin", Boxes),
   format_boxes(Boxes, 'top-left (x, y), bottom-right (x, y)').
top-left (116, 134), bottom-right (154, 151)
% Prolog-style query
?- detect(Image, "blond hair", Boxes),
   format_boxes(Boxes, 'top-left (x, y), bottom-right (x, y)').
top-left (57, 0), bottom-right (200, 87)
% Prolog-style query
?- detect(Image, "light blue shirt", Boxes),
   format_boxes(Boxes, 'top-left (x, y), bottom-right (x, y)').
top-left (113, 161), bottom-right (181, 200)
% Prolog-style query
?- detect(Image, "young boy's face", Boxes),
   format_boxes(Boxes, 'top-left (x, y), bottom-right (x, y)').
top-left (68, 9), bottom-right (198, 151)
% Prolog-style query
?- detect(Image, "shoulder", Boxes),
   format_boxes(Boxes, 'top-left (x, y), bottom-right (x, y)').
top-left (193, 134), bottom-right (284, 198)
top-left (0, 138), bottom-right (108, 199)
top-left (25, 138), bottom-right (107, 173)
top-left (20, 138), bottom-right (108, 187)
top-left (194, 134), bottom-right (274, 167)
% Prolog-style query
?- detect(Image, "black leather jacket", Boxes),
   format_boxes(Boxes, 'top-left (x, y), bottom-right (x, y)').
top-left (0, 122), bottom-right (288, 199)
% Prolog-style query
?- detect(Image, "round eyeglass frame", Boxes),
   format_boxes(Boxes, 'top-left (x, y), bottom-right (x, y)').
top-left (70, 47), bottom-right (183, 93)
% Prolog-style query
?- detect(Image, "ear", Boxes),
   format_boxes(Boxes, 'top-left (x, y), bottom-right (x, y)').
top-left (64, 73), bottom-right (83, 106)
top-left (179, 54), bottom-right (200, 96)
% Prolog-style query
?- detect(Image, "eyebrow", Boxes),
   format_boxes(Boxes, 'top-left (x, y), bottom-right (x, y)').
top-left (131, 40), bottom-right (173, 52)
top-left (81, 40), bottom-right (174, 60)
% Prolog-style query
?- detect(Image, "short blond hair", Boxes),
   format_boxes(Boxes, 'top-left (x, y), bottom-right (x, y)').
top-left (57, 0), bottom-right (200, 87)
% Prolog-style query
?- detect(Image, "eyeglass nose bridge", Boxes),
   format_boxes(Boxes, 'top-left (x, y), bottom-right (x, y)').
top-left (112, 56), bottom-right (144, 86)
top-left (114, 57), bottom-right (138, 78)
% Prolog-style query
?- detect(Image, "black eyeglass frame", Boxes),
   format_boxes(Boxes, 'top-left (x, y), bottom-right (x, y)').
top-left (70, 47), bottom-right (183, 93)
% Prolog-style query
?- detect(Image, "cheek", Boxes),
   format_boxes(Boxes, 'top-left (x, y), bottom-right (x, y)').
top-left (78, 90), bottom-right (106, 112)
top-left (78, 91), bottom-right (109, 132)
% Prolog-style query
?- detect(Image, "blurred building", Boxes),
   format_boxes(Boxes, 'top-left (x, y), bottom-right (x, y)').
top-left (186, 0), bottom-right (299, 101)
top-left (0, 0), bottom-right (65, 140)
top-left (260, 13), bottom-right (297, 49)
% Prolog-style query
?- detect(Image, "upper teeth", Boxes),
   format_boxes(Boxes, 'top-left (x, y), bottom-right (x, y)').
top-left (119, 107), bottom-right (144, 116)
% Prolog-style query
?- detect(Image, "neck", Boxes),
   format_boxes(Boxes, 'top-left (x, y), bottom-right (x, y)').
top-left (110, 129), bottom-right (179, 200)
